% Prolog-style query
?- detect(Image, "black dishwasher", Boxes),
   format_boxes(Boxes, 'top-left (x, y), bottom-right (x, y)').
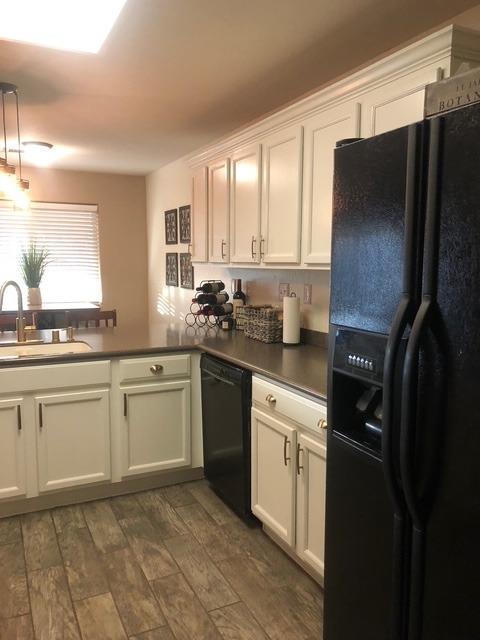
top-left (200, 353), bottom-right (253, 519)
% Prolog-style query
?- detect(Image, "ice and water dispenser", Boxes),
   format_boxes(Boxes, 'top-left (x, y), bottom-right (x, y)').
top-left (331, 328), bottom-right (391, 456)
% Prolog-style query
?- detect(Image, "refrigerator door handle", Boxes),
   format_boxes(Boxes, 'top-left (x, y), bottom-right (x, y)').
top-left (382, 123), bottom-right (421, 515)
top-left (400, 116), bottom-right (442, 640)
top-left (382, 123), bottom-right (422, 640)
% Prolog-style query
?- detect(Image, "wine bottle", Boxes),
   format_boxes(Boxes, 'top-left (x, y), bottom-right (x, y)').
top-left (196, 292), bottom-right (230, 305)
top-left (212, 303), bottom-right (233, 315)
top-left (196, 281), bottom-right (225, 294)
top-left (231, 278), bottom-right (246, 319)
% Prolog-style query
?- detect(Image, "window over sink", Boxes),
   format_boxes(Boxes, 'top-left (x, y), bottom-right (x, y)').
top-left (0, 201), bottom-right (102, 306)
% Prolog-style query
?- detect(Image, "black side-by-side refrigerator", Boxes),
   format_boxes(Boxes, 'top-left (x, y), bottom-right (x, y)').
top-left (325, 101), bottom-right (480, 640)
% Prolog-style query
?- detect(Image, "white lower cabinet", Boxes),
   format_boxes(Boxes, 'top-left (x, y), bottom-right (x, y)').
top-left (35, 389), bottom-right (111, 492)
top-left (121, 380), bottom-right (191, 477)
top-left (251, 407), bottom-right (296, 545)
top-left (0, 353), bottom-right (195, 505)
top-left (251, 377), bottom-right (327, 581)
top-left (296, 432), bottom-right (327, 577)
top-left (0, 397), bottom-right (26, 499)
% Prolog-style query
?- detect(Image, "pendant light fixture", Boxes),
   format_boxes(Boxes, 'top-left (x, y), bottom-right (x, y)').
top-left (0, 81), bottom-right (30, 210)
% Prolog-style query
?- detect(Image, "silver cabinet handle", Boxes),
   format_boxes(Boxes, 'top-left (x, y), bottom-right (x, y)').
top-left (260, 236), bottom-right (265, 259)
top-left (296, 443), bottom-right (304, 475)
top-left (123, 393), bottom-right (128, 417)
top-left (39, 403), bottom-right (43, 429)
top-left (17, 405), bottom-right (22, 431)
top-left (150, 364), bottom-right (164, 375)
top-left (265, 393), bottom-right (276, 406)
top-left (318, 418), bottom-right (328, 430)
top-left (251, 235), bottom-right (257, 260)
top-left (221, 240), bottom-right (226, 260)
top-left (283, 436), bottom-right (291, 466)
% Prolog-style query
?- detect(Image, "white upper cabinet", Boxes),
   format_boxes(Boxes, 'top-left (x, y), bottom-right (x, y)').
top-left (191, 166), bottom-right (208, 263)
top-left (360, 63), bottom-right (442, 137)
top-left (261, 125), bottom-right (303, 264)
top-left (230, 144), bottom-right (262, 264)
top-left (302, 102), bottom-right (360, 266)
top-left (188, 27), bottom-right (480, 269)
top-left (0, 397), bottom-right (26, 499)
top-left (208, 158), bottom-right (230, 263)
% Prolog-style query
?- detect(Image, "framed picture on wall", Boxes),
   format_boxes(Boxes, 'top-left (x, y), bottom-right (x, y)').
top-left (166, 252), bottom-right (179, 286)
top-left (180, 252), bottom-right (194, 289)
top-left (164, 209), bottom-right (178, 245)
top-left (179, 205), bottom-right (191, 243)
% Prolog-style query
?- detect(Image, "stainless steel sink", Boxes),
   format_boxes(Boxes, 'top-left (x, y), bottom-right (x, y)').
top-left (0, 341), bottom-right (93, 359)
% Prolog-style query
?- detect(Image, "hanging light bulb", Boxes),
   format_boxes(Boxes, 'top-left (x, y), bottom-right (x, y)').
top-left (0, 158), bottom-right (18, 199)
top-left (0, 81), bottom-right (31, 209)
top-left (14, 177), bottom-right (30, 211)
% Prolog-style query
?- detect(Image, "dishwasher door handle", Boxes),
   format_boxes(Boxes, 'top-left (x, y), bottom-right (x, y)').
top-left (204, 372), bottom-right (236, 386)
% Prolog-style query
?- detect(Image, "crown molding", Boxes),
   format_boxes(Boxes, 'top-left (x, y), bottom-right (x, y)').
top-left (185, 25), bottom-right (480, 168)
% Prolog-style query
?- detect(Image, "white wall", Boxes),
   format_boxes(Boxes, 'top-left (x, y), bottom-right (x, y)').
top-left (146, 158), bottom-right (330, 333)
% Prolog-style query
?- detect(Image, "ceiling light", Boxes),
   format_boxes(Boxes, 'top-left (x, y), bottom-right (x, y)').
top-left (22, 141), bottom-right (54, 167)
top-left (0, 0), bottom-right (127, 54)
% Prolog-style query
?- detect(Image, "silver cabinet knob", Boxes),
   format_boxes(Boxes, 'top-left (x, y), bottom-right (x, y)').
top-left (318, 418), bottom-right (328, 430)
top-left (150, 364), bottom-right (164, 375)
top-left (265, 393), bottom-right (276, 406)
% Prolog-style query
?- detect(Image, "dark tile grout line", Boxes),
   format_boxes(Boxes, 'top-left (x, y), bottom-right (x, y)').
top-left (101, 490), bottom-right (180, 639)
top-left (18, 518), bottom-right (34, 636)
top-left (52, 512), bottom-right (89, 640)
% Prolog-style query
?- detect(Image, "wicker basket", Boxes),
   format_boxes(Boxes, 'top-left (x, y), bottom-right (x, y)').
top-left (235, 306), bottom-right (248, 330)
top-left (243, 305), bottom-right (283, 343)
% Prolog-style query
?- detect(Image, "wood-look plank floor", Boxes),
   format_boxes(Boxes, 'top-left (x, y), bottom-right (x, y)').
top-left (0, 480), bottom-right (323, 640)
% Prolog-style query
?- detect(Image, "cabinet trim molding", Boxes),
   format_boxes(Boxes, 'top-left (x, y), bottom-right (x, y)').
top-left (187, 26), bottom-right (480, 167)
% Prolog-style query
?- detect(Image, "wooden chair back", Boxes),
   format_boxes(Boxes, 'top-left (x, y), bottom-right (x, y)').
top-left (0, 314), bottom-right (17, 332)
top-left (65, 309), bottom-right (117, 328)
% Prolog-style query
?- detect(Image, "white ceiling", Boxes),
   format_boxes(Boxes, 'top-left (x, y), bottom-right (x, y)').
top-left (0, 0), bottom-right (479, 175)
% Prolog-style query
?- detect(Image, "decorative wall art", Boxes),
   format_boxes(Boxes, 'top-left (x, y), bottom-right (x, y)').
top-left (179, 205), bottom-right (191, 243)
top-left (165, 252), bottom-right (179, 286)
top-left (164, 209), bottom-right (178, 244)
top-left (180, 252), bottom-right (194, 289)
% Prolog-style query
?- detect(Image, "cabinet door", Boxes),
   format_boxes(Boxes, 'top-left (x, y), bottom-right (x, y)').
top-left (0, 398), bottom-right (26, 499)
top-left (208, 158), bottom-right (230, 262)
top-left (261, 125), bottom-right (303, 264)
top-left (361, 63), bottom-right (443, 136)
top-left (296, 432), bottom-right (327, 577)
top-left (302, 102), bottom-right (360, 265)
top-left (35, 389), bottom-right (111, 492)
top-left (251, 407), bottom-right (296, 546)
top-left (230, 144), bottom-right (261, 263)
top-left (191, 166), bottom-right (208, 262)
top-left (122, 380), bottom-right (191, 477)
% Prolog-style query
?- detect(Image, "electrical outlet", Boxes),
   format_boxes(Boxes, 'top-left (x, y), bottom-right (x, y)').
top-left (244, 281), bottom-right (251, 296)
top-left (279, 282), bottom-right (290, 300)
top-left (303, 283), bottom-right (312, 305)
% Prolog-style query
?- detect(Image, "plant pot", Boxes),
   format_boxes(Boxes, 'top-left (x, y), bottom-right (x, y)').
top-left (27, 287), bottom-right (42, 306)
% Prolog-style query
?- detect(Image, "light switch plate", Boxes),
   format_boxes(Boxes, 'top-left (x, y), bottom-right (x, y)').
top-left (303, 283), bottom-right (312, 305)
top-left (279, 282), bottom-right (290, 300)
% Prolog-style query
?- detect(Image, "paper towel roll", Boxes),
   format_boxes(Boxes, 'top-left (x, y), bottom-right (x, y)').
top-left (283, 294), bottom-right (301, 345)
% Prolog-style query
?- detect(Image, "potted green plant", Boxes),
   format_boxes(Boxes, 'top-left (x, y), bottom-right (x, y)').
top-left (20, 243), bottom-right (51, 306)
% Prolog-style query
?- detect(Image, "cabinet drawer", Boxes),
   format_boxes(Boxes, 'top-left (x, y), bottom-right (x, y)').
top-left (253, 376), bottom-right (327, 440)
top-left (119, 354), bottom-right (190, 384)
top-left (0, 360), bottom-right (110, 395)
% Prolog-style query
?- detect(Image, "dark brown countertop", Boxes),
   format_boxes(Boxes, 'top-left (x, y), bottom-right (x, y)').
top-left (0, 323), bottom-right (328, 400)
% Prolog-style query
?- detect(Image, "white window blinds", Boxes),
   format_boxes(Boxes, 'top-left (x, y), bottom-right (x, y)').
top-left (0, 201), bottom-right (102, 306)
